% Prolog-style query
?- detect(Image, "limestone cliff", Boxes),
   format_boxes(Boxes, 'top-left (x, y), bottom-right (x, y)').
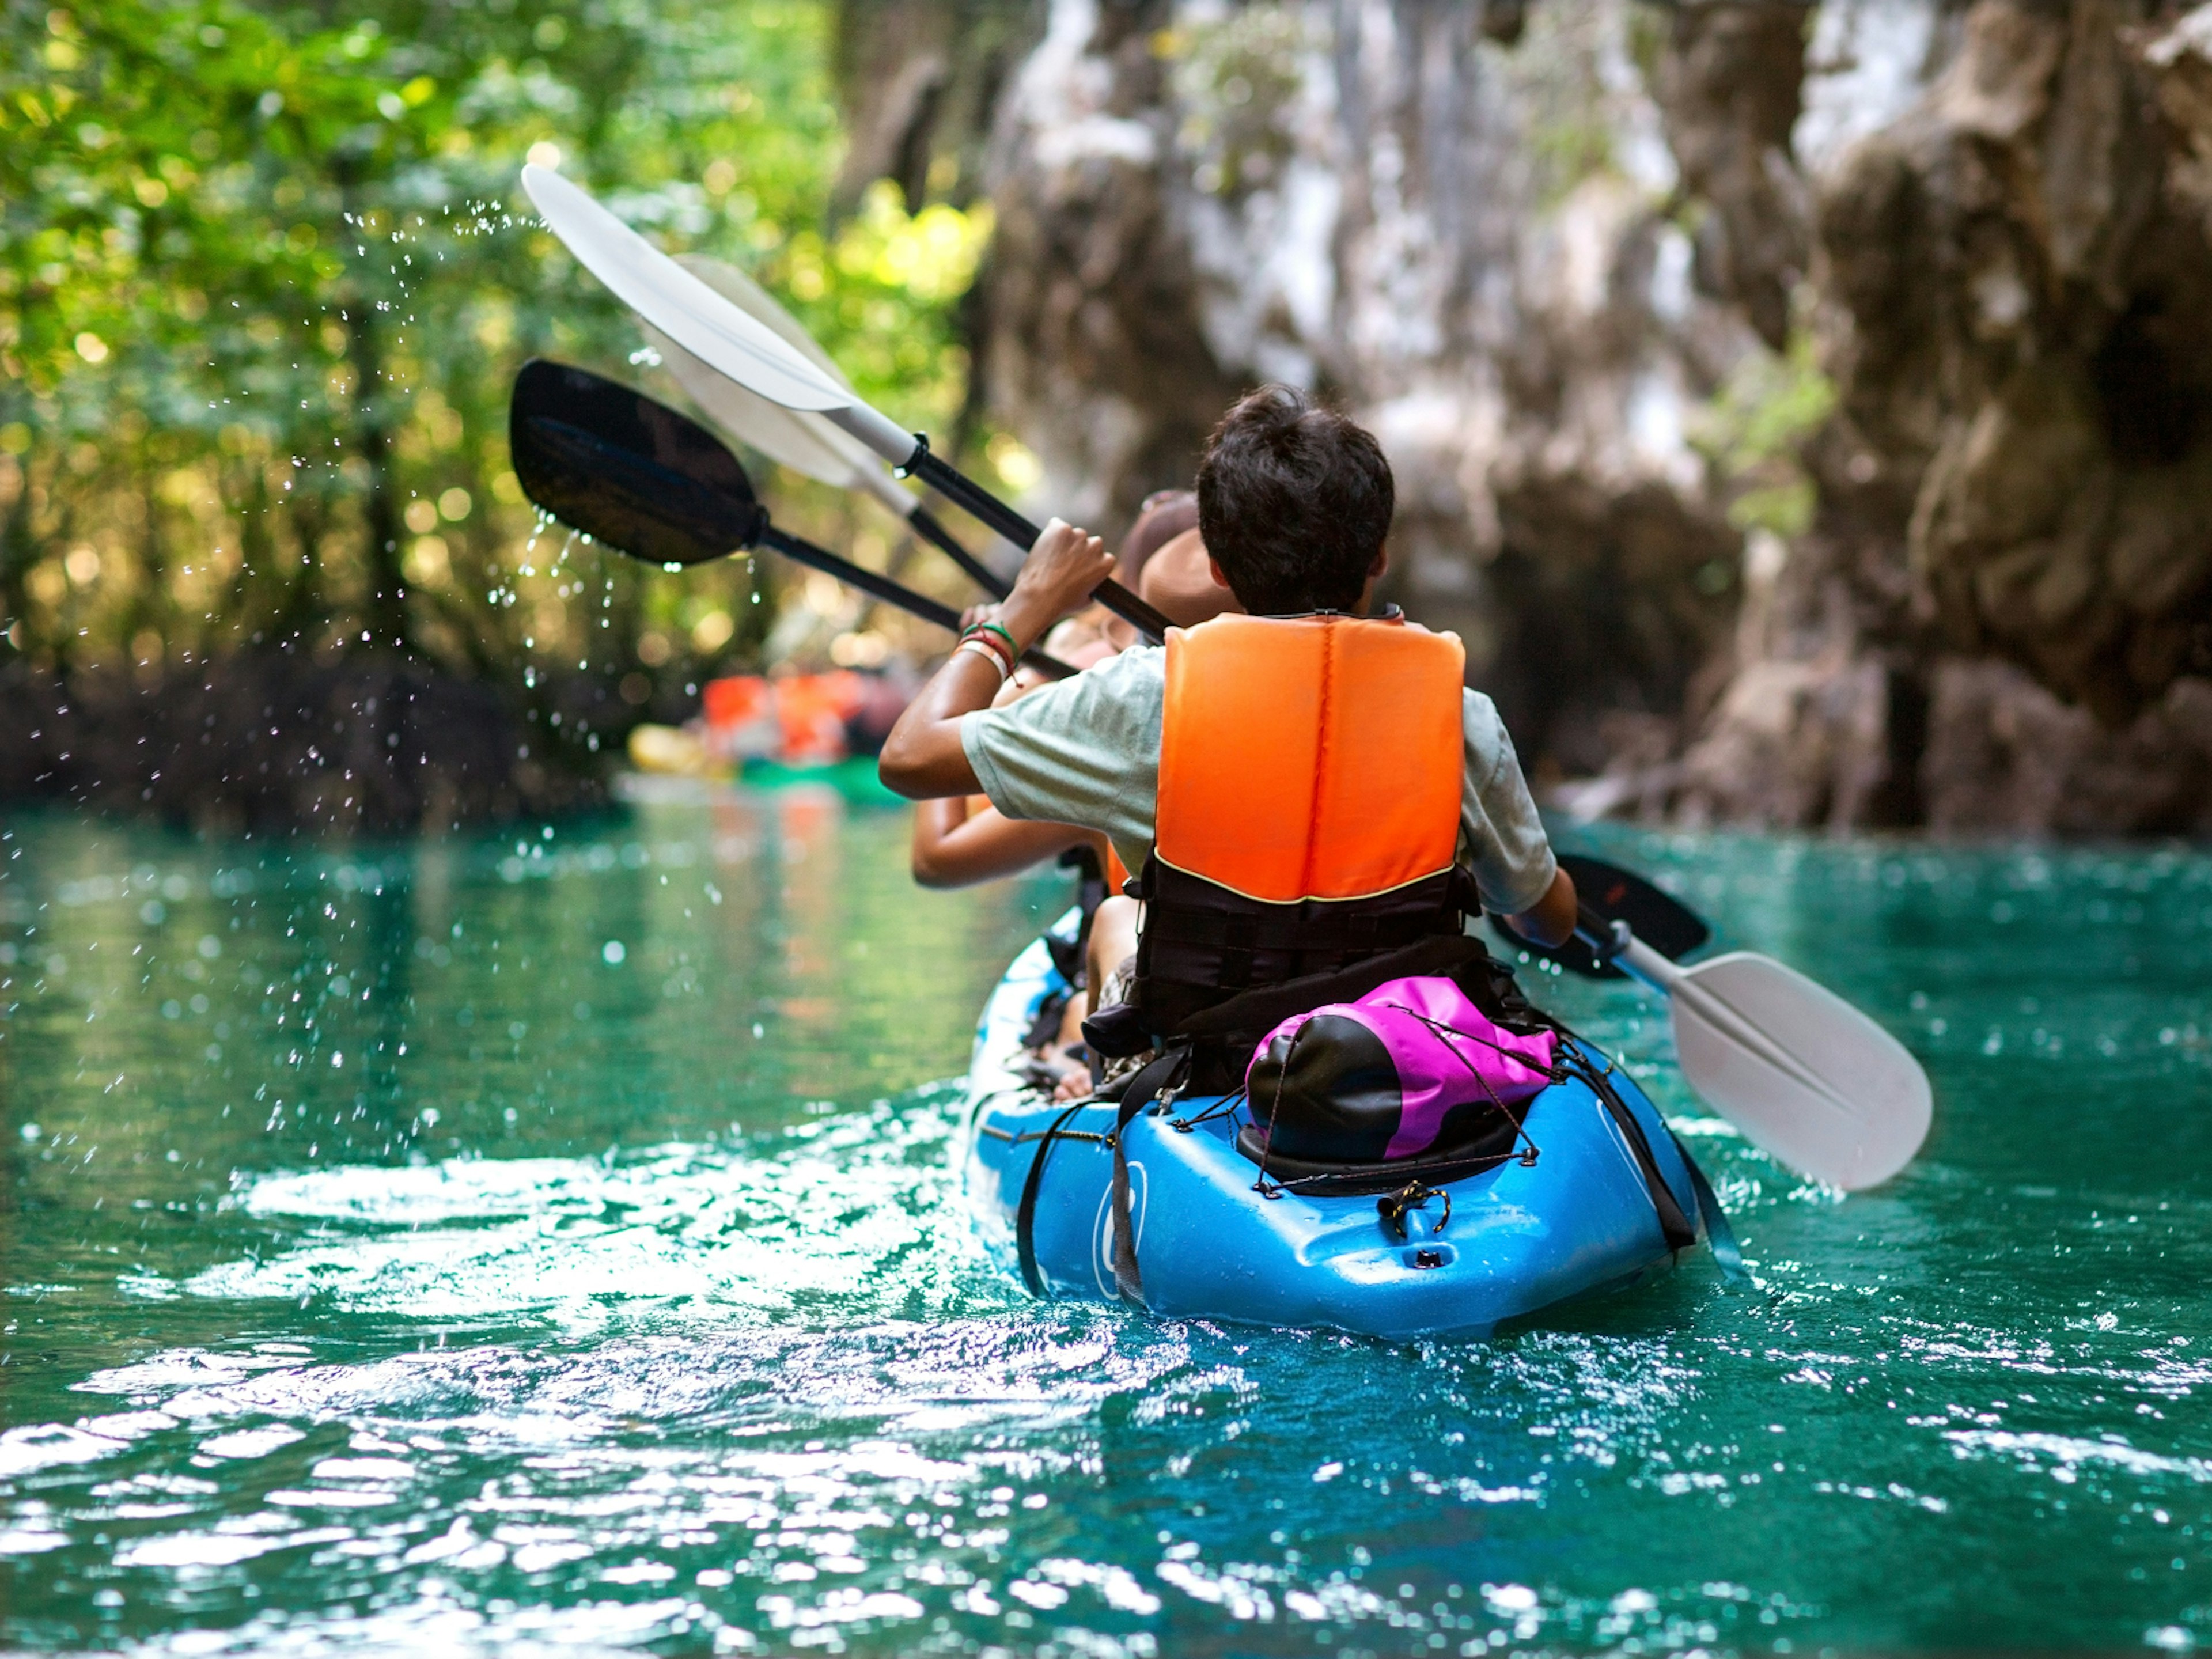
top-left (977, 0), bottom-right (1759, 782)
top-left (1669, 0), bottom-right (2212, 834)
top-left (841, 0), bottom-right (2212, 835)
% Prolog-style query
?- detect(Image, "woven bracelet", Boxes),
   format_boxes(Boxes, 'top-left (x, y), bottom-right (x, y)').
top-left (962, 626), bottom-right (1018, 672)
top-left (955, 637), bottom-right (1010, 685)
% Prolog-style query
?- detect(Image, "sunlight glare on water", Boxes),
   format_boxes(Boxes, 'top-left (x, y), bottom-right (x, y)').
top-left (1, 794), bottom-right (2209, 1656)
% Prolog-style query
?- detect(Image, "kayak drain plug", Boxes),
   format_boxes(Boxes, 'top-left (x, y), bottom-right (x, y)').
top-left (1412, 1249), bottom-right (1444, 1270)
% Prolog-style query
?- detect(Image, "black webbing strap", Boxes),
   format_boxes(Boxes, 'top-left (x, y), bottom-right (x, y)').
top-left (1668, 1129), bottom-right (1747, 1282)
top-left (1219, 911), bottom-right (1257, 989)
top-left (1170, 934), bottom-right (1492, 1044)
top-left (1014, 1100), bottom-right (1093, 1298)
top-left (1137, 899), bottom-right (1454, 955)
top-left (1577, 1053), bottom-right (1696, 1252)
top-left (1107, 1048), bottom-right (1190, 1306)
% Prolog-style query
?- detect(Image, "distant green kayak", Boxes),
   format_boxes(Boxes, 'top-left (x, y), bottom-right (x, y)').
top-left (738, 755), bottom-right (904, 807)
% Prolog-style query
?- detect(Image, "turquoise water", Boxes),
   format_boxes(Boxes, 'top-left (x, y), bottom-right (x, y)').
top-left (2, 793), bottom-right (2210, 1657)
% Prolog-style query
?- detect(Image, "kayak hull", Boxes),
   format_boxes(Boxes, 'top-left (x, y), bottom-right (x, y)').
top-left (960, 921), bottom-right (1708, 1340)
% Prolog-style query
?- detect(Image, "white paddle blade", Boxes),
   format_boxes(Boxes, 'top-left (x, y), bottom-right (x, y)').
top-left (677, 253), bottom-right (857, 392)
top-left (671, 257), bottom-right (920, 518)
top-left (522, 165), bottom-right (850, 415)
top-left (646, 323), bottom-right (865, 489)
top-left (1668, 952), bottom-right (1932, 1190)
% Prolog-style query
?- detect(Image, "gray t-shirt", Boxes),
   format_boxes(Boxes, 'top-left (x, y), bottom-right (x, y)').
top-left (961, 644), bottom-right (1558, 916)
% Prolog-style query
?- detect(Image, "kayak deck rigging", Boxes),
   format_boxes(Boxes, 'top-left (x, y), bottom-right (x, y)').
top-left (960, 915), bottom-right (1722, 1341)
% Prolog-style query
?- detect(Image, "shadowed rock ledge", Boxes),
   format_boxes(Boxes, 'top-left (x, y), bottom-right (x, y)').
top-left (0, 655), bottom-right (610, 837)
top-left (1666, 0), bottom-right (2212, 836)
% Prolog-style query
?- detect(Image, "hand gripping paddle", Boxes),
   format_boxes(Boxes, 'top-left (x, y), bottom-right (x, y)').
top-left (520, 164), bottom-right (1172, 641)
top-left (1496, 855), bottom-right (1933, 1190)
top-left (1497, 854), bottom-right (1711, 979)
top-left (508, 359), bottom-right (1075, 678)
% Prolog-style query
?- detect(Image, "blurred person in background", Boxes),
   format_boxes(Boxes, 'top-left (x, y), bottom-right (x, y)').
top-left (907, 491), bottom-right (1231, 892)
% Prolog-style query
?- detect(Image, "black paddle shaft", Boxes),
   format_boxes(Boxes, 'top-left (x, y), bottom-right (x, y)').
top-left (760, 525), bottom-right (960, 631)
top-left (906, 504), bottom-right (1010, 601)
top-left (759, 527), bottom-right (1073, 680)
top-left (720, 524), bottom-right (1075, 681)
top-left (903, 446), bottom-right (1173, 642)
top-left (1488, 853), bottom-right (1713, 980)
top-left (509, 360), bottom-right (1076, 678)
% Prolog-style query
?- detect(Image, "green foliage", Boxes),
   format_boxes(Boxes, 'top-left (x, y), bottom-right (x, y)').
top-left (1695, 327), bottom-right (1836, 540)
top-left (0, 0), bottom-right (990, 740)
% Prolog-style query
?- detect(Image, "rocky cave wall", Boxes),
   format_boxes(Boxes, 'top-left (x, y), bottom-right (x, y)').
top-left (846, 0), bottom-right (2212, 836)
top-left (1670, 0), bottom-right (2212, 835)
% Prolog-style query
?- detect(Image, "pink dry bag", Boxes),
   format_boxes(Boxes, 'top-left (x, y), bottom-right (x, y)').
top-left (1244, 975), bottom-right (1558, 1165)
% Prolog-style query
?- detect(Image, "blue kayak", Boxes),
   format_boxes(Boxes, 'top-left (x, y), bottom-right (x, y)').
top-left (961, 915), bottom-right (1721, 1340)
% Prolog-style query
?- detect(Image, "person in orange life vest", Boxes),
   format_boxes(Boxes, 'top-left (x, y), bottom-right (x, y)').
top-left (907, 511), bottom-right (1240, 891)
top-left (877, 385), bottom-right (1578, 1044)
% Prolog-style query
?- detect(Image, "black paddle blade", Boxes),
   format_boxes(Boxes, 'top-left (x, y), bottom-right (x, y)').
top-left (1489, 853), bottom-right (1713, 979)
top-left (509, 358), bottom-right (764, 567)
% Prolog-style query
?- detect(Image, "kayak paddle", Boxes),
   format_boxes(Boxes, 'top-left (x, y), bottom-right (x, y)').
top-left (508, 359), bottom-right (1077, 679)
top-left (646, 253), bottom-right (1013, 599)
top-left (1498, 854), bottom-right (1931, 1190)
top-left (519, 164), bottom-right (1172, 642)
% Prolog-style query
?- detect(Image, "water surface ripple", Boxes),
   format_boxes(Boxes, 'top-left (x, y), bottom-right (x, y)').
top-left (2, 797), bottom-right (2208, 1655)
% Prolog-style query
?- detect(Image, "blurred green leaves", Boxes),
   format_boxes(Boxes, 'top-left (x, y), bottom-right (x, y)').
top-left (1695, 325), bottom-right (1835, 540)
top-left (0, 0), bottom-right (988, 728)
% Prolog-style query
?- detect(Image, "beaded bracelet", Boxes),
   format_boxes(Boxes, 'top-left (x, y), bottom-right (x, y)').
top-left (955, 636), bottom-right (1011, 685)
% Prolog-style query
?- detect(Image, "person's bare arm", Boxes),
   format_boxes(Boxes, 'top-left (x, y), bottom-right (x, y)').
top-left (878, 519), bottom-right (1116, 800)
top-left (1505, 865), bottom-right (1578, 949)
top-left (911, 800), bottom-right (1093, 888)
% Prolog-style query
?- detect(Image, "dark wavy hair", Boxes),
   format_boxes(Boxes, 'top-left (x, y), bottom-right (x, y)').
top-left (1194, 385), bottom-right (1394, 615)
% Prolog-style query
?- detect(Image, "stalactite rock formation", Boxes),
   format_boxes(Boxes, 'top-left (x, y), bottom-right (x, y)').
top-left (980, 0), bottom-right (1249, 532)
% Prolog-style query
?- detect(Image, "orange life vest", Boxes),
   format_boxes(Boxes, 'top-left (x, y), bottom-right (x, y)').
top-left (1126, 612), bottom-right (1472, 1040)
top-left (1154, 613), bottom-right (1465, 902)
